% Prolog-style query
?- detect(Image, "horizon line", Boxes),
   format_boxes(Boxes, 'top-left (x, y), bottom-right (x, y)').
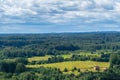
top-left (0, 31), bottom-right (119, 34)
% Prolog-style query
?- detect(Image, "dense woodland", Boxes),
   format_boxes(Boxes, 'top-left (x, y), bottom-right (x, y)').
top-left (0, 32), bottom-right (120, 80)
top-left (0, 32), bottom-right (120, 58)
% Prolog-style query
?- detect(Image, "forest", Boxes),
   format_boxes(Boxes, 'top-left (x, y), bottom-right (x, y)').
top-left (0, 32), bottom-right (120, 80)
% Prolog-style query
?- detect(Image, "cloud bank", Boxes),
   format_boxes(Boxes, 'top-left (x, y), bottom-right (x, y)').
top-left (0, 0), bottom-right (120, 33)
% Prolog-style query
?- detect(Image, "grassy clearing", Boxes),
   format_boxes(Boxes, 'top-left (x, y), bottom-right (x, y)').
top-left (28, 55), bottom-right (51, 62)
top-left (27, 61), bottom-right (110, 72)
top-left (61, 54), bottom-right (72, 59)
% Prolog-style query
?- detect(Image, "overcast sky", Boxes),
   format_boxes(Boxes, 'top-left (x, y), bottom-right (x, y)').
top-left (0, 0), bottom-right (120, 33)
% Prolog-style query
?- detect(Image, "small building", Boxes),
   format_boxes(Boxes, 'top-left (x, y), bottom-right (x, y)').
top-left (93, 66), bottom-right (100, 70)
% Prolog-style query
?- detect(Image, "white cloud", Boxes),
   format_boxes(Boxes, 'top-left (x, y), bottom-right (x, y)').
top-left (0, 0), bottom-right (120, 24)
top-left (114, 2), bottom-right (120, 11)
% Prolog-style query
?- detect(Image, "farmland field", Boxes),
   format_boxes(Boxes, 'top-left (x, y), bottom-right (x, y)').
top-left (28, 55), bottom-right (51, 62)
top-left (27, 61), bottom-right (109, 72)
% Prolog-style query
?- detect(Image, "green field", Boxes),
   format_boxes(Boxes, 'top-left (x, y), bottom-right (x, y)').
top-left (28, 54), bottom-right (73, 62)
top-left (61, 54), bottom-right (72, 59)
top-left (28, 55), bottom-right (51, 62)
top-left (27, 61), bottom-right (109, 72)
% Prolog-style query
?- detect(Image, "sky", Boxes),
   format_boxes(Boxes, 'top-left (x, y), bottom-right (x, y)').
top-left (0, 0), bottom-right (120, 33)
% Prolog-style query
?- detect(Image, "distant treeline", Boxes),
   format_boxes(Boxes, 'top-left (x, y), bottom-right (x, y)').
top-left (0, 32), bottom-right (120, 58)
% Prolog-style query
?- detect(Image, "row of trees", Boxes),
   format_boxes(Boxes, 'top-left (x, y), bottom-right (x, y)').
top-left (29, 54), bottom-right (109, 65)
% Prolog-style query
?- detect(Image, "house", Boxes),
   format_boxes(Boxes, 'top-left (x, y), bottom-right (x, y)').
top-left (93, 66), bottom-right (100, 70)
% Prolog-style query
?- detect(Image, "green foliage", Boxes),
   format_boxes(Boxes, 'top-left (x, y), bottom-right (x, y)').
top-left (55, 44), bottom-right (80, 51)
top-left (12, 72), bottom-right (36, 80)
top-left (0, 33), bottom-right (120, 80)
top-left (64, 68), bottom-right (68, 72)
top-left (15, 58), bottom-right (28, 64)
top-left (0, 32), bottom-right (120, 58)
top-left (15, 63), bottom-right (26, 73)
top-left (78, 68), bottom-right (80, 72)
top-left (0, 61), bottom-right (16, 73)
top-left (48, 56), bottom-right (64, 63)
top-left (0, 61), bottom-right (26, 73)
top-left (0, 66), bottom-right (120, 80)
top-left (110, 52), bottom-right (120, 67)
top-left (3, 73), bottom-right (13, 78)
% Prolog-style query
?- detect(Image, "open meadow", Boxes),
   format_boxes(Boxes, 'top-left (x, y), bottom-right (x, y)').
top-left (28, 55), bottom-right (51, 62)
top-left (27, 61), bottom-right (109, 72)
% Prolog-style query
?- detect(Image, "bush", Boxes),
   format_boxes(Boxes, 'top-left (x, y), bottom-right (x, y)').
top-left (15, 63), bottom-right (26, 73)
top-left (64, 68), bottom-right (68, 72)
top-left (18, 72), bottom-right (36, 80)
top-left (78, 68), bottom-right (81, 72)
